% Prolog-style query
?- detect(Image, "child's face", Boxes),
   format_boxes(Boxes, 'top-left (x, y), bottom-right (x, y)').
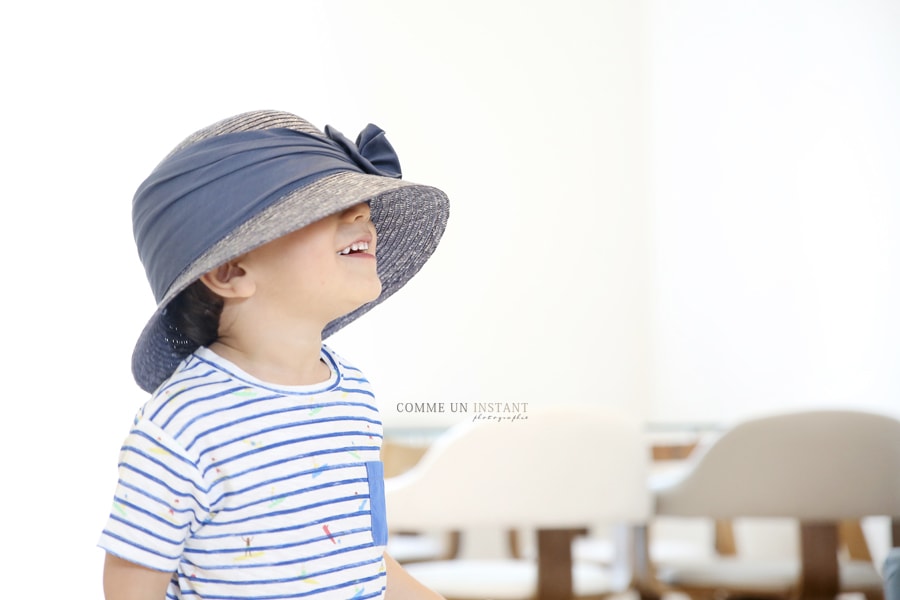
top-left (239, 202), bottom-right (382, 326)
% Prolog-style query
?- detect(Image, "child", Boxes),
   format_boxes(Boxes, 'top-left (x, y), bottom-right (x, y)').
top-left (99, 110), bottom-right (449, 599)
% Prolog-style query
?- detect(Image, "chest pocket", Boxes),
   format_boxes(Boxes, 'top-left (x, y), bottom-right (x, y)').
top-left (365, 460), bottom-right (388, 546)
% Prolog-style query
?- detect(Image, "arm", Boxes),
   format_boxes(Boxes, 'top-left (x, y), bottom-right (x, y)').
top-left (103, 553), bottom-right (172, 600)
top-left (384, 552), bottom-right (446, 600)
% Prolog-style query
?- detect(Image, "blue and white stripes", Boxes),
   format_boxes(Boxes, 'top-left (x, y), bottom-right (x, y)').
top-left (99, 346), bottom-right (388, 599)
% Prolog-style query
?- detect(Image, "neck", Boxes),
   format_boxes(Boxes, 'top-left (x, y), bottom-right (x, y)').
top-left (209, 321), bottom-right (331, 386)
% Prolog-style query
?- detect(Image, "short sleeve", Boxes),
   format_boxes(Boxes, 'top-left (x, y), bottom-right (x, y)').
top-left (98, 416), bottom-right (210, 572)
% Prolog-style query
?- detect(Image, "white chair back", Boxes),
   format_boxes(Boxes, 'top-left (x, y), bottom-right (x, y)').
top-left (654, 409), bottom-right (900, 520)
top-left (386, 404), bottom-right (652, 531)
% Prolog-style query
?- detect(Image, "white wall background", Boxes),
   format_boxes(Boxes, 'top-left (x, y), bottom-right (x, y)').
top-left (647, 0), bottom-right (900, 424)
top-left (1, 1), bottom-right (898, 597)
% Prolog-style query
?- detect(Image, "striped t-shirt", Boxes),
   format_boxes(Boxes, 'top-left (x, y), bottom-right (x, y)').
top-left (98, 345), bottom-right (388, 599)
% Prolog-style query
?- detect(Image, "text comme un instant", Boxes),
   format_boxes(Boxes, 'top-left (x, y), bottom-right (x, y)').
top-left (395, 402), bottom-right (529, 414)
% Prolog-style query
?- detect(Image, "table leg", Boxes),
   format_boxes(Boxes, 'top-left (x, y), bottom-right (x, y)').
top-left (799, 521), bottom-right (839, 600)
top-left (536, 528), bottom-right (586, 600)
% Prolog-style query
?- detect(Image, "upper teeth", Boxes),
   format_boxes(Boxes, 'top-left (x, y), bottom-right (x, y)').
top-left (339, 242), bottom-right (369, 255)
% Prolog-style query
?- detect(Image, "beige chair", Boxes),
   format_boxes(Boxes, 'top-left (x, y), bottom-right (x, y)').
top-left (384, 405), bottom-right (653, 600)
top-left (381, 438), bottom-right (462, 563)
top-left (650, 409), bottom-right (900, 600)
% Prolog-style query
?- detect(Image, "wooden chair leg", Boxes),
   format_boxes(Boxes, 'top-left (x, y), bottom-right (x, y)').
top-left (715, 519), bottom-right (737, 556)
top-left (444, 530), bottom-right (461, 560)
top-left (507, 528), bottom-right (522, 559)
top-left (839, 520), bottom-right (872, 561)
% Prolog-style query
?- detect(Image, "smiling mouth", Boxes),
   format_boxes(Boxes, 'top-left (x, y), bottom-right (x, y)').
top-left (338, 241), bottom-right (371, 255)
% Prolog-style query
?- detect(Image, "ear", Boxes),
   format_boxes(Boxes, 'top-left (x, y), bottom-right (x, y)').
top-left (199, 260), bottom-right (255, 299)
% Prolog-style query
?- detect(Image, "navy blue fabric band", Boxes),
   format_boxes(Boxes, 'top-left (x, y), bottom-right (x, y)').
top-left (133, 125), bottom-right (401, 303)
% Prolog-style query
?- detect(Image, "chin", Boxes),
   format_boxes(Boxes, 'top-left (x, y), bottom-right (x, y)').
top-left (347, 283), bottom-right (383, 313)
top-left (364, 280), bottom-right (383, 303)
top-left (361, 289), bottom-right (383, 307)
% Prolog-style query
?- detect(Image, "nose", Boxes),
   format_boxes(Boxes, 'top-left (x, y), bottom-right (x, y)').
top-left (342, 202), bottom-right (371, 222)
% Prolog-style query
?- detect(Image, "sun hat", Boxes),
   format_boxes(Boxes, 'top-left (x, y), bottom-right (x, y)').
top-left (130, 109), bottom-right (449, 393)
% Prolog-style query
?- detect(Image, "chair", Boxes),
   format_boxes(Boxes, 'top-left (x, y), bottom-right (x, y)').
top-left (382, 438), bottom-right (462, 563)
top-left (649, 409), bottom-right (900, 600)
top-left (384, 405), bottom-right (653, 600)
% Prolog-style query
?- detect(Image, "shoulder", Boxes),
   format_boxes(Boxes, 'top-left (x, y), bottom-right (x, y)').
top-left (138, 349), bottom-right (250, 432)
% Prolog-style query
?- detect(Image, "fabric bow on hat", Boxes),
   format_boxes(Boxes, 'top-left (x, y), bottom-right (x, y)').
top-left (325, 124), bottom-right (402, 179)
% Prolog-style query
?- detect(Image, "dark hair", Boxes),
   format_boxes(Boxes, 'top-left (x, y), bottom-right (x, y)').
top-left (168, 280), bottom-right (224, 348)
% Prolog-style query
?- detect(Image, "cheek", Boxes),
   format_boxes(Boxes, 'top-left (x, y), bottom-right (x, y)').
top-left (308, 256), bottom-right (341, 289)
top-left (269, 249), bottom-right (334, 293)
